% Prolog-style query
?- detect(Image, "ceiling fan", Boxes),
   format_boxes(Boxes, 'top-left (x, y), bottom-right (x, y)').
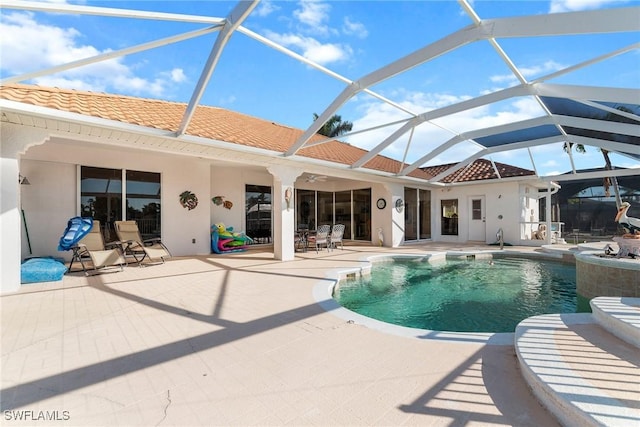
top-left (305, 174), bottom-right (328, 183)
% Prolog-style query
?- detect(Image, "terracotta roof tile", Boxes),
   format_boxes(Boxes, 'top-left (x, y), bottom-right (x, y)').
top-left (1, 84), bottom-right (524, 183)
top-left (422, 159), bottom-right (535, 183)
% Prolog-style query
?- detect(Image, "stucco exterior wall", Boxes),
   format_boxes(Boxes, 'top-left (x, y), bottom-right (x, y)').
top-left (210, 166), bottom-right (272, 235)
top-left (433, 181), bottom-right (523, 245)
top-left (5, 125), bottom-right (552, 294)
top-left (20, 140), bottom-right (212, 261)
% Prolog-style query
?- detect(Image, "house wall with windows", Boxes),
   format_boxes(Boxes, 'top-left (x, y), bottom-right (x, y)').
top-left (12, 136), bottom-right (552, 275)
top-left (210, 166), bottom-right (272, 236)
top-left (294, 179), bottom-right (399, 246)
top-left (19, 140), bottom-right (213, 262)
top-left (433, 181), bottom-right (526, 245)
top-left (4, 125), bottom-right (553, 295)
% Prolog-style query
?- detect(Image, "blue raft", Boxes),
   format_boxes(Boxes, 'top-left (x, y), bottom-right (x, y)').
top-left (58, 216), bottom-right (93, 251)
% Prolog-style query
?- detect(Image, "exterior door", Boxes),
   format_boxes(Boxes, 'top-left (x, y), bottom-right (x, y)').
top-left (468, 196), bottom-right (486, 241)
top-left (246, 184), bottom-right (272, 244)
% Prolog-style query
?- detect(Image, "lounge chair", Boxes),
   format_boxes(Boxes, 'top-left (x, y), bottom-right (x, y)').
top-left (307, 224), bottom-right (331, 253)
top-left (61, 219), bottom-right (126, 275)
top-left (329, 224), bottom-right (345, 251)
top-left (114, 220), bottom-right (171, 265)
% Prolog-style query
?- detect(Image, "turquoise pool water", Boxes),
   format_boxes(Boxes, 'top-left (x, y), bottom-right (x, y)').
top-left (334, 256), bottom-right (583, 333)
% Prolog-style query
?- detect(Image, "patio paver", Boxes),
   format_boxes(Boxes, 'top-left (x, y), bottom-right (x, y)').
top-left (1, 245), bottom-right (559, 426)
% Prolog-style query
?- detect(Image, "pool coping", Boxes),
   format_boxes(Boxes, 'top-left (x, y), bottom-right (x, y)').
top-left (312, 249), bottom-right (575, 347)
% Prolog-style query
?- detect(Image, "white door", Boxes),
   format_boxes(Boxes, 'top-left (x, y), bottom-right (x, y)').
top-left (468, 196), bottom-right (486, 241)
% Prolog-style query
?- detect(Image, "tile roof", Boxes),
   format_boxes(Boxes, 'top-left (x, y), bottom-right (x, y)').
top-left (1, 84), bottom-right (534, 183)
top-left (422, 159), bottom-right (535, 183)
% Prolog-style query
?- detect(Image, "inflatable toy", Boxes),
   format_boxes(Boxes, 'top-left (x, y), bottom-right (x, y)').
top-left (58, 216), bottom-right (93, 251)
top-left (211, 223), bottom-right (253, 254)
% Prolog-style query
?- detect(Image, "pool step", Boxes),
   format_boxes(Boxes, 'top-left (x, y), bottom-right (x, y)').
top-left (515, 311), bottom-right (640, 427)
top-left (590, 297), bottom-right (640, 348)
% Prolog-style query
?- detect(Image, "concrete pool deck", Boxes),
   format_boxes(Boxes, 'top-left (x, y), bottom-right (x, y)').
top-left (1, 243), bottom-right (562, 426)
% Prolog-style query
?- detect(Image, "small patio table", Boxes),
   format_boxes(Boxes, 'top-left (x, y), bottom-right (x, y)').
top-left (295, 229), bottom-right (310, 252)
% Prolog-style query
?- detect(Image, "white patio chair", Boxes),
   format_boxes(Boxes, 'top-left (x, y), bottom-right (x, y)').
top-left (307, 224), bottom-right (330, 253)
top-left (329, 224), bottom-right (345, 251)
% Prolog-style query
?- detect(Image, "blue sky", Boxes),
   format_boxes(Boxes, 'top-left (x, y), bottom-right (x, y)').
top-left (1, 0), bottom-right (638, 176)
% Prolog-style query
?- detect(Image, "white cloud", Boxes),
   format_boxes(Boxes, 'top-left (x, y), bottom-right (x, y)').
top-left (170, 68), bottom-right (186, 83)
top-left (264, 31), bottom-right (351, 65)
top-left (542, 159), bottom-right (560, 167)
top-left (490, 60), bottom-right (566, 85)
top-left (346, 91), bottom-right (475, 163)
top-left (346, 91), bottom-right (560, 167)
top-left (0, 11), bottom-right (185, 97)
top-left (342, 17), bottom-right (368, 39)
top-left (255, 0), bottom-right (280, 17)
top-left (549, 0), bottom-right (628, 13)
top-left (261, 0), bottom-right (361, 66)
top-left (293, 0), bottom-right (332, 36)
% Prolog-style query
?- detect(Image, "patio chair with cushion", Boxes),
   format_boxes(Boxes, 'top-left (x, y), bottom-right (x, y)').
top-left (329, 224), bottom-right (345, 251)
top-left (64, 219), bottom-right (126, 275)
top-left (114, 220), bottom-right (171, 265)
top-left (307, 224), bottom-right (331, 253)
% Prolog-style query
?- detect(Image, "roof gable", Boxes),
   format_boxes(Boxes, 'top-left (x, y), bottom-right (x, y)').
top-left (422, 159), bottom-right (535, 183)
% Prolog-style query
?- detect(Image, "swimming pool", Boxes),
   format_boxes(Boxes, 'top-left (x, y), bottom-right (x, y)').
top-left (333, 255), bottom-right (584, 333)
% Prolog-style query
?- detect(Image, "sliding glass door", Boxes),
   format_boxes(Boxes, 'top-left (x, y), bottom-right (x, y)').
top-left (353, 189), bottom-right (371, 240)
top-left (245, 184), bottom-right (272, 244)
top-left (80, 166), bottom-right (161, 242)
top-left (317, 191), bottom-right (334, 228)
top-left (335, 191), bottom-right (351, 240)
top-left (404, 187), bottom-right (431, 242)
top-left (296, 190), bottom-right (316, 230)
top-left (296, 188), bottom-right (371, 241)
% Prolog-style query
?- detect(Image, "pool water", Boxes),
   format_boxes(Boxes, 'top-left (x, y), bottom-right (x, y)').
top-left (334, 256), bottom-right (584, 333)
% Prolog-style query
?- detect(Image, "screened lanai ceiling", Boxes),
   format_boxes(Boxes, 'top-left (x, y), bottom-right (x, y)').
top-left (1, 0), bottom-right (639, 183)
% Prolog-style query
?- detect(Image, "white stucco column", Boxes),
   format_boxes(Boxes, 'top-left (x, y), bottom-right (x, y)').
top-left (546, 182), bottom-right (553, 244)
top-left (0, 124), bottom-right (48, 294)
top-left (386, 184), bottom-right (406, 247)
top-left (267, 165), bottom-right (303, 261)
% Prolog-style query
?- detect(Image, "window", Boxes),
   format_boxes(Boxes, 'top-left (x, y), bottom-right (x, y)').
top-left (472, 199), bottom-right (482, 220)
top-left (441, 199), bottom-right (458, 236)
top-left (81, 166), bottom-right (161, 242)
top-left (126, 170), bottom-right (161, 240)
